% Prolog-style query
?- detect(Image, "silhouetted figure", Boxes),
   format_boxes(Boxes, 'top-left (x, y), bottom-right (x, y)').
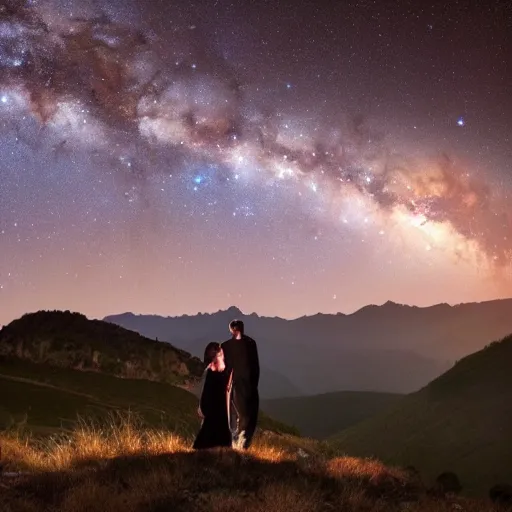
top-left (193, 342), bottom-right (232, 450)
top-left (222, 319), bottom-right (260, 449)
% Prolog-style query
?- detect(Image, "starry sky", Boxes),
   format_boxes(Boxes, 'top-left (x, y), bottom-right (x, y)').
top-left (1, 0), bottom-right (511, 326)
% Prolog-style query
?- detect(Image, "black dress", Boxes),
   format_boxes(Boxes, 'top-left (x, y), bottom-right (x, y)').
top-left (193, 369), bottom-right (232, 449)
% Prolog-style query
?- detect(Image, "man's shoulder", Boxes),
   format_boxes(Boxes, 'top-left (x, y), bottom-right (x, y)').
top-left (221, 338), bottom-right (232, 348)
top-left (243, 335), bottom-right (257, 344)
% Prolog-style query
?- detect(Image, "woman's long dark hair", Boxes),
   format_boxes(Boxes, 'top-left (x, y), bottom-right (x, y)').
top-left (203, 342), bottom-right (222, 365)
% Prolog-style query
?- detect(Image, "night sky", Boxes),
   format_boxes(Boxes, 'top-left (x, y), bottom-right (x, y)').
top-left (1, 0), bottom-right (511, 326)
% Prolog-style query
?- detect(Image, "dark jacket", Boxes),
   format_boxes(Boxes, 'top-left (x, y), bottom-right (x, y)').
top-left (221, 335), bottom-right (260, 395)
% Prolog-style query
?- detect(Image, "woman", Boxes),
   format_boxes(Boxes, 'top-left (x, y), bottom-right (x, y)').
top-left (193, 342), bottom-right (232, 449)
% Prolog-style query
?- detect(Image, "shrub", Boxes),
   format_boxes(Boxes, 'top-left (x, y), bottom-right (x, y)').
top-left (434, 471), bottom-right (462, 495)
top-left (489, 483), bottom-right (512, 507)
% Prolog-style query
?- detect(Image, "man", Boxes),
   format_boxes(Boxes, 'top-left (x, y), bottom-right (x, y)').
top-left (221, 319), bottom-right (260, 450)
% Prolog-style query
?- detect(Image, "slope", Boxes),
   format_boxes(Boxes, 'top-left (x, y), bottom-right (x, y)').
top-left (0, 357), bottom-right (199, 435)
top-left (0, 357), bottom-right (297, 437)
top-left (331, 334), bottom-right (512, 495)
top-left (262, 391), bottom-right (403, 439)
top-left (2, 423), bottom-right (498, 512)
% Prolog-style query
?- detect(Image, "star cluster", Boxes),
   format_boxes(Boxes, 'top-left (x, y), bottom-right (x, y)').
top-left (0, 0), bottom-right (511, 324)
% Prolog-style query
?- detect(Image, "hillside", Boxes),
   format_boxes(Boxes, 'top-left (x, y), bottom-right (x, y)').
top-left (0, 357), bottom-right (296, 437)
top-left (0, 421), bottom-right (501, 512)
top-left (0, 356), bottom-right (199, 435)
top-left (331, 334), bottom-right (512, 495)
top-left (104, 298), bottom-right (512, 395)
top-left (0, 311), bottom-right (204, 386)
top-left (262, 391), bottom-right (403, 439)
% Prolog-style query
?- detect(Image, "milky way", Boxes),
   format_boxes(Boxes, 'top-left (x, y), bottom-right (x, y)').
top-left (1, 0), bottom-right (511, 324)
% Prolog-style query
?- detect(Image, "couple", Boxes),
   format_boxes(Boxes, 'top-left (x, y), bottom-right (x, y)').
top-left (193, 319), bottom-right (260, 450)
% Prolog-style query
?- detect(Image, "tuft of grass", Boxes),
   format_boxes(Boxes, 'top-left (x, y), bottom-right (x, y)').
top-left (327, 455), bottom-right (406, 481)
top-left (0, 416), bottom-right (499, 512)
top-left (1, 413), bottom-right (189, 473)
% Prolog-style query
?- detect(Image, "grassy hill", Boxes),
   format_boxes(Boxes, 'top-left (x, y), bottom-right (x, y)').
top-left (0, 357), bottom-right (199, 436)
top-left (331, 333), bottom-right (512, 495)
top-left (0, 357), bottom-right (296, 438)
top-left (0, 311), bottom-right (204, 386)
top-left (262, 391), bottom-right (403, 439)
top-left (0, 420), bottom-right (501, 512)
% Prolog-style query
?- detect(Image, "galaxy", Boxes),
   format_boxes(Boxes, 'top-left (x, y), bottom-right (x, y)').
top-left (1, 0), bottom-right (511, 324)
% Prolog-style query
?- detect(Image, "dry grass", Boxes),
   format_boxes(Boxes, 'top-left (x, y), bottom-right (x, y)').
top-left (0, 418), bottom-right (500, 512)
top-left (1, 415), bottom-right (188, 474)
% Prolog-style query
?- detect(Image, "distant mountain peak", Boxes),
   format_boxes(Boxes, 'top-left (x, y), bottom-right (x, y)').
top-left (224, 306), bottom-right (244, 316)
top-left (352, 302), bottom-right (400, 314)
top-left (115, 311), bottom-right (136, 318)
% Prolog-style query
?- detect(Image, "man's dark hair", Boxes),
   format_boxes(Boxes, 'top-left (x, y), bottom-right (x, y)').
top-left (229, 319), bottom-right (244, 335)
top-left (203, 342), bottom-right (222, 365)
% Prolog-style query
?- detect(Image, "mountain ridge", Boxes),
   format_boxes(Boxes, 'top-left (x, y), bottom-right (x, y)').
top-left (104, 297), bottom-right (512, 395)
top-left (108, 297), bottom-right (508, 322)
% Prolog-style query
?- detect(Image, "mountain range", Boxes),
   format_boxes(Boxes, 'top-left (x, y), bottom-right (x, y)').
top-left (104, 298), bottom-right (512, 396)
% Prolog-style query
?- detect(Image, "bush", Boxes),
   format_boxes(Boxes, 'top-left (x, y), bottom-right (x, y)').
top-left (434, 471), bottom-right (462, 495)
top-left (403, 465), bottom-right (422, 484)
top-left (489, 483), bottom-right (512, 507)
